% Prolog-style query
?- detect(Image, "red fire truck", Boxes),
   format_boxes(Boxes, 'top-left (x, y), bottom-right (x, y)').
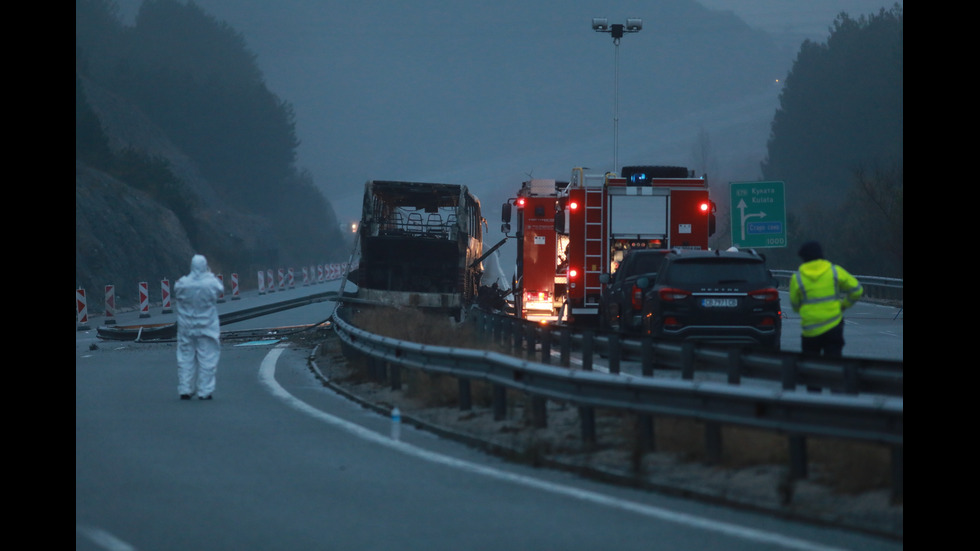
top-left (503, 179), bottom-right (568, 321)
top-left (503, 166), bottom-right (715, 325)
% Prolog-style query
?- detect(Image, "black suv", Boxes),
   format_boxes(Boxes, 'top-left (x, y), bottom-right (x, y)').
top-left (640, 249), bottom-right (781, 349)
top-left (598, 248), bottom-right (670, 334)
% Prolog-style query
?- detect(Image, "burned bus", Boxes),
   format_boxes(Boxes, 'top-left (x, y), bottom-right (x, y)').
top-left (355, 180), bottom-right (484, 320)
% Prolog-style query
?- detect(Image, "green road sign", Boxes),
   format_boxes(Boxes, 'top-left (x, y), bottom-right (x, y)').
top-left (729, 181), bottom-right (786, 249)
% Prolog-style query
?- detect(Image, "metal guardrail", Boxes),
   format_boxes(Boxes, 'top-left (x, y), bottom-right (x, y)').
top-left (771, 270), bottom-right (903, 304)
top-left (472, 310), bottom-right (903, 397)
top-left (95, 291), bottom-right (337, 341)
top-left (331, 306), bottom-right (903, 499)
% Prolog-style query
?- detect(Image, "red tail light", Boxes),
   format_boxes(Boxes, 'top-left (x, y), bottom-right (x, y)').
top-left (631, 284), bottom-right (644, 310)
top-left (663, 316), bottom-right (682, 329)
top-left (757, 316), bottom-right (776, 327)
top-left (659, 288), bottom-right (690, 301)
top-left (748, 288), bottom-right (779, 302)
top-left (568, 267), bottom-right (578, 279)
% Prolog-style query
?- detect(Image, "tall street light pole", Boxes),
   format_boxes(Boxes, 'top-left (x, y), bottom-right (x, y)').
top-left (592, 18), bottom-right (642, 175)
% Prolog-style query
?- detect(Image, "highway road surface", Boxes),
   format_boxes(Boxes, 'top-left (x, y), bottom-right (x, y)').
top-left (76, 282), bottom-right (902, 550)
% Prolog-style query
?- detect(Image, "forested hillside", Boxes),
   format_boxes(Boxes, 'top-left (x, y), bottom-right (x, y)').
top-left (760, 6), bottom-right (902, 276)
top-left (75, 0), bottom-right (347, 306)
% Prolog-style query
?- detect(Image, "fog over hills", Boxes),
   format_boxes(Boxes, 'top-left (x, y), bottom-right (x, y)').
top-left (111, 0), bottom-right (896, 252)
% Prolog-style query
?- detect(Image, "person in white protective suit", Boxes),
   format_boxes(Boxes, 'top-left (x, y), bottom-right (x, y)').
top-left (174, 254), bottom-right (224, 400)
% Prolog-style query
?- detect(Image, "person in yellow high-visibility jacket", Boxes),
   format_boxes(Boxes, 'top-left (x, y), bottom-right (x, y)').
top-left (789, 241), bottom-right (863, 358)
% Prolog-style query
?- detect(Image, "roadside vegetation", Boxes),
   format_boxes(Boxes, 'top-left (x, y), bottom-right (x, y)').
top-left (759, 6), bottom-right (902, 277)
top-left (76, 0), bottom-right (347, 290)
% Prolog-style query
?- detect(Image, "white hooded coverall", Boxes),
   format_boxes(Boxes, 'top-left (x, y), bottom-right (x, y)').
top-left (175, 255), bottom-right (224, 398)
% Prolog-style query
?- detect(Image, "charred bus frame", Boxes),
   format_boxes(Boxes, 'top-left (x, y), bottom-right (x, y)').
top-left (356, 180), bottom-right (484, 320)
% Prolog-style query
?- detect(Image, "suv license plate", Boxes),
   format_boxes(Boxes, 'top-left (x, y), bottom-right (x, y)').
top-left (702, 298), bottom-right (738, 308)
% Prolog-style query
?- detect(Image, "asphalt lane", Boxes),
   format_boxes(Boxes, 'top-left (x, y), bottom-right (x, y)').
top-left (76, 283), bottom-right (901, 550)
top-left (778, 290), bottom-right (903, 362)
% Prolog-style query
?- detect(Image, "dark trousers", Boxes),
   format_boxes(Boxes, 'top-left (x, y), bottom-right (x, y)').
top-left (801, 320), bottom-right (845, 358)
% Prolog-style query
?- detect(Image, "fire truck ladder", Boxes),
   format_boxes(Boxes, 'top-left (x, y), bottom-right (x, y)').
top-left (582, 186), bottom-right (605, 306)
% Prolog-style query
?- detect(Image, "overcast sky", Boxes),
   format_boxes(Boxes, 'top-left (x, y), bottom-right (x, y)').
top-left (110, 0), bottom-right (898, 242)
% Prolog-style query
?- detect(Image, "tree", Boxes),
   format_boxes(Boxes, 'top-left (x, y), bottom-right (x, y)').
top-left (75, 0), bottom-right (349, 290)
top-left (761, 6), bottom-right (903, 216)
top-left (833, 162), bottom-right (903, 277)
top-left (759, 5), bottom-right (902, 274)
top-left (76, 74), bottom-right (113, 169)
top-left (119, 0), bottom-right (299, 210)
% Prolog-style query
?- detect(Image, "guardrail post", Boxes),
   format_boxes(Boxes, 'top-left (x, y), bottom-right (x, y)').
top-left (492, 384), bottom-right (507, 421)
top-left (581, 330), bottom-right (594, 371)
top-left (382, 359), bottom-right (391, 385)
top-left (788, 435), bottom-right (808, 480)
top-left (681, 342), bottom-right (695, 380)
top-left (636, 335), bottom-right (657, 451)
top-left (474, 311), bottom-right (489, 345)
top-left (727, 348), bottom-right (742, 384)
top-left (525, 324), bottom-right (537, 359)
top-left (782, 355), bottom-right (809, 480)
top-left (458, 378), bottom-right (471, 411)
top-left (637, 414), bottom-right (655, 452)
top-left (705, 423), bottom-right (722, 465)
top-left (368, 357), bottom-right (382, 382)
top-left (560, 328), bottom-right (571, 367)
top-left (891, 445), bottom-right (903, 503)
top-left (579, 406), bottom-right (596, 446)
top-left (531, 395), bottom-right (547, 428)
top-left (511, 319), bottom-right (523, 356)
top-left (580, 329), bottom-right (596, 446)
top-left (641, 337), bottom-right (654, 377)
top-left (390, 362), bottom-right (401, 391)
top-left (842, 361), bottom-right (859, 394)
top-left (781, 355), bottom-right (799, 390)
top-left (540, 327), bottom-right (551, 365)
top-left (608, 333), bottom-right (621, 374)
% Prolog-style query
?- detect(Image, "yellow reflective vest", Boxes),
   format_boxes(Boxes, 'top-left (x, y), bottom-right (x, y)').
top-left (789, 259), bottom-right (863, 337)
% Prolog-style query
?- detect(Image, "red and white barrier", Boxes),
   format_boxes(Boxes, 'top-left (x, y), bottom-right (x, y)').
top-left (76, 261), bottom-right (347, 329)
top-left (231, 273), bottom-right (241, 300)
top-left (76, 288), bottom-right (91, 330)
top-left (104, 285), bottom-right (116, 325)
top-left (323, 263), bottom-right (347, 281)
top-left (316, 262), bottom-right (352, 282)
top-left (139, 282), bottom-right (151, 318)
top-left (216, 274), bottom-right (226, 303)
top-left (161, 278), bottom-right (173, 314)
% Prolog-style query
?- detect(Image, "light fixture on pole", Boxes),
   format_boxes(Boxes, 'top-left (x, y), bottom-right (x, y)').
top-left (592, 18), bottom-right (642, 174)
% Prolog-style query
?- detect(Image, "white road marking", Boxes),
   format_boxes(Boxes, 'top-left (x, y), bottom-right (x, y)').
top-left (260, 344), bottom-right (852, 551)
top-left (76, 525), bottom-right (137, 551)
